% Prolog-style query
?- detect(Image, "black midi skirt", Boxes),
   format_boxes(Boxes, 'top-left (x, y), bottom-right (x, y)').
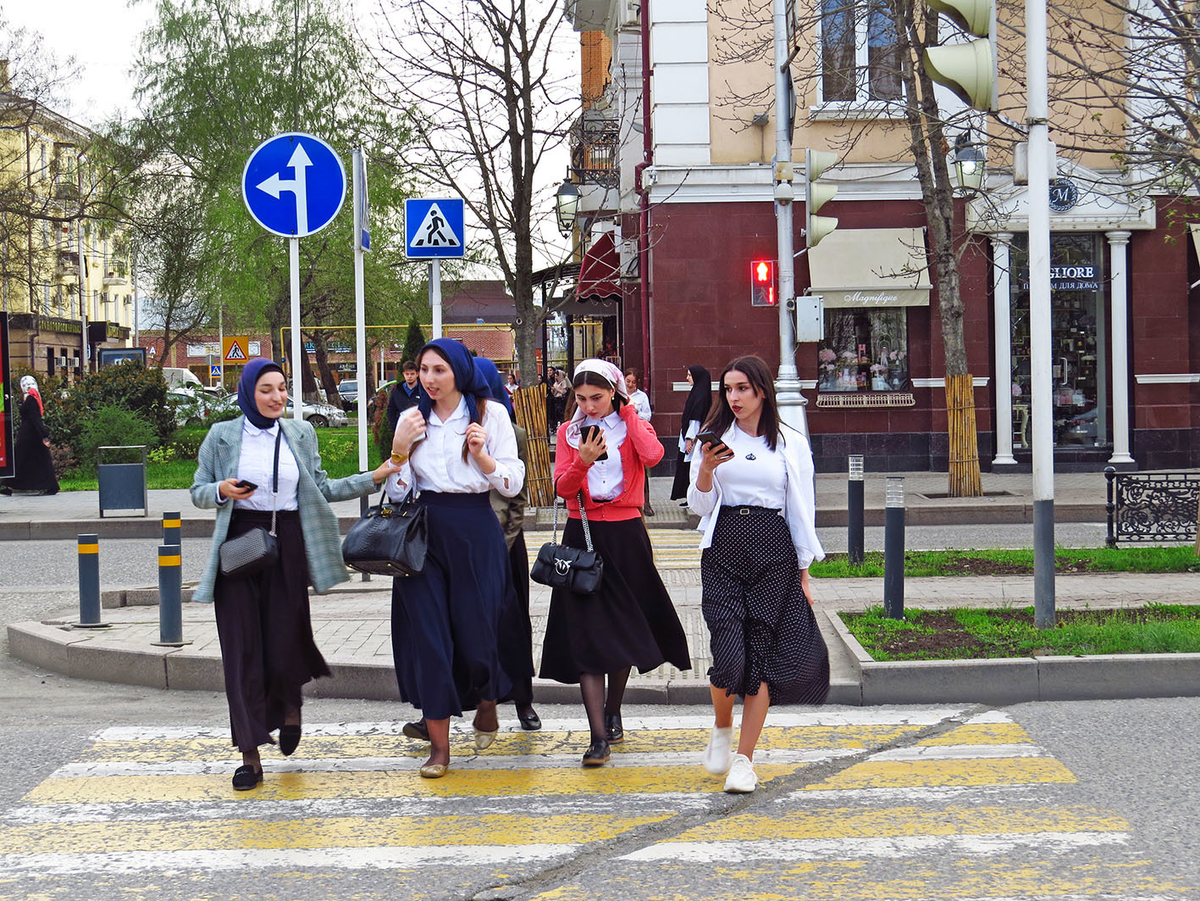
top-left (213, 510), bottom-right (328, 752)
top-left (669, 448), bottom-right (691, 500)
top-left (391, 492), bottom-right (513, 720)
top-left (498, 530), bottom-right (535, 705)
top-left (700, 506), bottom-right (829, 706)
top-left (540, 516), bottom-right (691, 683)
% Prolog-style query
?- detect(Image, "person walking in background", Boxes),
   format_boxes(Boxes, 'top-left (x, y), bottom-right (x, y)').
top-left (687, 355), bottom-right (829, 794)
top-left (0, 376), bottom-right (58, 496)
top-left (540, 360), bottom-right (690, 766)
top-left (624, 367), bottom-right (655, 516)
top-left (549, 368), bottom-right (571, 433)
top-left (669, 365), bottom-right (712, 503)
top-left (387, 360), bottom-right (423, 436)
top-left (386, 339), bottom-right (525, 778)
top-left (190, 358), bottom-right (396, 790)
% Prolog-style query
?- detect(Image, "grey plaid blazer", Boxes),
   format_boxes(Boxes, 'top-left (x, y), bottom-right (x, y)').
top-left (190, 416), bottom-right (377, 604)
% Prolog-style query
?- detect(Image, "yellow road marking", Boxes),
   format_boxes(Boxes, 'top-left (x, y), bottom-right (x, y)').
top-left (918, 723), bottom-right (1033, 746)
top-left (24, 764), bottom-right (805, 804)
top-left (802, 757), bottom-right (1077, 791)
top-left (664, 805), bottom-right (1128, 842)
top-left (78, 725), bottom-right (925, 763)
top-left (0, 813), bottom-right (671, 854)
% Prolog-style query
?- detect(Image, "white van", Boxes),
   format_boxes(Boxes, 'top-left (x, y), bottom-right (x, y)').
top-left (161, 367), bottom-right (204, 390)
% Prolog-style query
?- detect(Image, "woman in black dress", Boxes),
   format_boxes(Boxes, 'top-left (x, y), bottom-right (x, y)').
top-left (669, 365), bottom-right (711, 501)
top-left (2, 376), bottom-right (59, 495)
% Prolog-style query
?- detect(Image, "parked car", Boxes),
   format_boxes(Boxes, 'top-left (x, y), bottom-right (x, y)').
top-left (161, 367), bottom-right (204, 391)
top-left (337, 379), bottom-right (358, 405)
top-left (167, 388), bottom-right (238, 427)
top-left (286, 397), bottom-right (348, 428)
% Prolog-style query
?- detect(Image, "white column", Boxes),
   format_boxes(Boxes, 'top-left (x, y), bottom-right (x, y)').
top-left (992, 233), bottom-right (1016, 465)
top-left (1107, 230), bottom-right (1134, 464)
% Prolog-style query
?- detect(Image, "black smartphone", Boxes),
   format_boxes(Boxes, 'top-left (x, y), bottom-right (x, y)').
top-left (234, 479), bottom-right (258, 490)
top-left (581, 424), bottom-right (608, 460)
top-left (696, 431), bottom-right (724, 448)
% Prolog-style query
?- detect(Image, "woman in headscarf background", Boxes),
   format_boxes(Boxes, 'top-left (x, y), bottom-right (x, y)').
top-left (669, 365), bottom-right (712, 502)
top-left (540, 359), bottom-right (690, 766)
top-left (387, 339), bottom-right (525, 778)
top-left (191, 358), bottom-right (396, 790)
top-left (1, 376), bottom-right (59, 496)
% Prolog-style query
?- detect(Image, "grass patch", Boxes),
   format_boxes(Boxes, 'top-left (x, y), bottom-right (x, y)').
top-left (810, 547), bottom-right (1200, 578)
top-left (842, 604), bottom-right (1200, 660)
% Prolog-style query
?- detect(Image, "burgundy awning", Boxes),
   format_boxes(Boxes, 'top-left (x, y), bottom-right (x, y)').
top-left (575, 232), bottom-right (622, 302)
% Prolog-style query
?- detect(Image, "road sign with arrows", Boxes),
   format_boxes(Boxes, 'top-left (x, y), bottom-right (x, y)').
top-left (242, 133), bottom-right (346, 238)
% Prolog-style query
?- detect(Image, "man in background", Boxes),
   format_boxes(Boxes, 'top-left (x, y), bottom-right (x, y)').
top-left (625, 368), bottom-right (655, 517)
top-left (387, 360), bottom-right (423, 436)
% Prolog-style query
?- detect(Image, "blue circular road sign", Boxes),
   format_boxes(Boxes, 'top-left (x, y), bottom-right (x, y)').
top-left (242, 133), bottom-right (346, 238)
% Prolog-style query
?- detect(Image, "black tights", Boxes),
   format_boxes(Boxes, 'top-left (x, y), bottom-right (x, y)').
top-left (579, 668), bottom-right (631, 741)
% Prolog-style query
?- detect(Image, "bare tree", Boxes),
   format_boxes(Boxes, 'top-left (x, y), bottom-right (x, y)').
top-left (367, 0), bottom-right (578, 379)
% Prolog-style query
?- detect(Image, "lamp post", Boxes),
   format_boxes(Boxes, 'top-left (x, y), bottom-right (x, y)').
top-left (555, 180), bottom-right (581, 239)
top-left (954, 130), bottom-right (985, 193)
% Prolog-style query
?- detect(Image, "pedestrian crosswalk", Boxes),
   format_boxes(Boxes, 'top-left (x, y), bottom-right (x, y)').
top-left (0, 708), bottom-right (1184, 899)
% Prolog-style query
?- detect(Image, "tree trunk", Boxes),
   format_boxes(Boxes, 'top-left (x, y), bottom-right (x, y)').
top-left (310, 331), bottom-right (343, 409)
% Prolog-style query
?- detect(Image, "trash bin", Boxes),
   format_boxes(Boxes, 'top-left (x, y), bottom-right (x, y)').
top-left (97, 445), bottom-right (149, 518)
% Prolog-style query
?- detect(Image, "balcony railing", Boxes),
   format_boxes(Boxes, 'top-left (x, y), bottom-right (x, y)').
top-left (55, 251), bottom-right (79, 279)
top-left (571, 122), bottom-right (620, 189)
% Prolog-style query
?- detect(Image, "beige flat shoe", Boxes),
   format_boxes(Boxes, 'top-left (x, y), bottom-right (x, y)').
top-left (419, 762), bottom-right (449, 778)
top-left (473, 728), bottom-right (499, 750)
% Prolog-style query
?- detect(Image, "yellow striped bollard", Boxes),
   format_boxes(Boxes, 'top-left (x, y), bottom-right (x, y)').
top-left (75, 533), bottom-right (105, 628)
top-left (155, 543), bottom-right (185, 646)
top-left (162, 511), bottom-right (181, 547)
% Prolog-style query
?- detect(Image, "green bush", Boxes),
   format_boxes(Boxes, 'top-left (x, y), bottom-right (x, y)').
top-left (40, 361), bottom-right (175, 458)
top-left (75, 405), bottom-right (158, 472)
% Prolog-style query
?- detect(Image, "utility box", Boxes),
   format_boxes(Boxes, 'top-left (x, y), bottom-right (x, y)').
top-left (97, 446), bottom-right (148, 518)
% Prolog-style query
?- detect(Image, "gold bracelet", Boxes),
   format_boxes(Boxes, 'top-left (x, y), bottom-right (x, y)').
top-left (390, 451), bottom-right (408, 466)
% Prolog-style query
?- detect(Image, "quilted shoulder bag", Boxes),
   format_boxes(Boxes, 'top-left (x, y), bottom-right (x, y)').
top-left (218, 429), bottom-right (282, 579)
top-left (530, 487), bottom-right (603, 595)
top-left (342, 486), bottom-right (428, 577)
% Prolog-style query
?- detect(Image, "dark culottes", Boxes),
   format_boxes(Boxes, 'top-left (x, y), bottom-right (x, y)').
top-left (498, 530), bottom-right (535, 705)
top-left (700, 506), bottom-right (829, 706)
top-left (213, 510), bottom-right (328, 752)
top-left (391, 492), bottom-right (513, 720)
top-left (669, 447), bottom-right (691, 500)
top-left (540, 517), bottom-right (691, 683)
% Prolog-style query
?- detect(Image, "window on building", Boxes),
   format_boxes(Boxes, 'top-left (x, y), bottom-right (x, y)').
top-left (817, 308), bottom-right (909, 391)
top-left (819, 0), bottom-right (903, 104)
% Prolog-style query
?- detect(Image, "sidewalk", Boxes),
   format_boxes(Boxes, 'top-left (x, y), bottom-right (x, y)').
top-left (0, 469), bottom-right (1113, 539)
top-left (10, 567), bottom-right (1200, 708)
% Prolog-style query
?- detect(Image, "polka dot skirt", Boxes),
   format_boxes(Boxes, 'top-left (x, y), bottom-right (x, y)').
top-left (700, 506), bottom-right (830, 705)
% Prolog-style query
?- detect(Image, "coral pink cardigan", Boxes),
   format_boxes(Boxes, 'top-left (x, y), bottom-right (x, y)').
top-left (554, 402), bottom-right (664, 522)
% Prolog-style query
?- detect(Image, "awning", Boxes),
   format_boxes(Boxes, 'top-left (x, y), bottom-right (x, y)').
top-left (808, 228), bottom-right (931, 308)
top-left (576, 231), bottom-right (622, 303)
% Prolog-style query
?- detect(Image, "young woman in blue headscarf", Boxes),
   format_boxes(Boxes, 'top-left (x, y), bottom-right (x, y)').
top-left (386, 339), bottom-right (526, 778)
top-left (191, 358), bottom-right (396, 790)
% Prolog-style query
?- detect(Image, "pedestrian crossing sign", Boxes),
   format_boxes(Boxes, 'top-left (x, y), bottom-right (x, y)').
top-left (404, 198), bottom-right (465, 259)
top-left (223, 337), bottom-right (249, 364)
top-left (210, 365), bottom-right (222, 379)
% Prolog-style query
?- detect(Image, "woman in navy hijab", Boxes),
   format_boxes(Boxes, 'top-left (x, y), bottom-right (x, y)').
top-left (384, 339), bottom-right (526, 777)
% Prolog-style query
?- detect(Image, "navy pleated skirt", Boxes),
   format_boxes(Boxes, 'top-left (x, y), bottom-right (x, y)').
top-left (390, 491), bottom-right (513, 719)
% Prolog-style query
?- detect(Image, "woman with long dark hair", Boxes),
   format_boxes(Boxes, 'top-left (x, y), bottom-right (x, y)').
top-left (541, 359), bottom-right (690, 766)
top-left (687, 355), bottom-right (829, 793)
top-left (191, 358), bottom-right (395, 789)
top-left (669, 365), bottom-right (711, 501)
top-left (386, 339), bottom-right (525, 778)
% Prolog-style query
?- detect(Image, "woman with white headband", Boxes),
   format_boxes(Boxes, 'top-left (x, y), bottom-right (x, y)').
top-left (539, 359), bottom-right (690, 766)
top-left (1, 376), bottom-right (59, 496)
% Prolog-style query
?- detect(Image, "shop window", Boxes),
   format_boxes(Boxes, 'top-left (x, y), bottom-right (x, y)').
top-left (819, 0), bottom-right (903, 104)
top-left (818, 308), bottom-right (909, 391)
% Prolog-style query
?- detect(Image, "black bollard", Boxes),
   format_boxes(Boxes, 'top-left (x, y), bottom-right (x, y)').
top-left (1104, 466), bottom-right (1117, 548)
top-left (76, 533), bottom-right (106, 628)
top-left (153, 544), bottom-right (185, 646)
top-left (883, 477), bottom-right (905, 620)
top-left (162, 511), bottom-right (181, 547)
top-left (847, 454), bottom-right (865, 566)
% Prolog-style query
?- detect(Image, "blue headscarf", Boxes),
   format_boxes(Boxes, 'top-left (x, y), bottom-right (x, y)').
top-left (416, 338), bottom-right (491, 424)
top-left (237, 358), bottom-right (285, 429)
top-left (474, 357), bottom-right (514, 420)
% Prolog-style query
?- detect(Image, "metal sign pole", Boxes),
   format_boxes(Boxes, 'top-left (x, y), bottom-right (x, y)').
top-left (431, 260), bottom-right (443, 339)
top-left (290, 236), bottom-right (303, 420)
top-left (352, 150), bottom-right (369, 472)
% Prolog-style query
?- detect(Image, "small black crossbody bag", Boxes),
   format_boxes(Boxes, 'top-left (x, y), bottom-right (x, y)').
top-left (218, 429), bottom-right (282, 579)
top-left (530, 484), bottom-right (604, 595)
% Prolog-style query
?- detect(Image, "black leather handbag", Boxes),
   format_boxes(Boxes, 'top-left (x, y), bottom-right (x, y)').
top-left (530, 489), bottom-right (603, 595)
top-left (218, 430), bottom-right (282, 579)
top-left (342, 487), bottom-right (428, 576)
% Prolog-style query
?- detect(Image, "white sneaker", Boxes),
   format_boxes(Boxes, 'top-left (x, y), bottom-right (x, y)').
top-left (702, 726), bottom-right (734, 775)
top-left (724, 753), bottom-right (757, 793)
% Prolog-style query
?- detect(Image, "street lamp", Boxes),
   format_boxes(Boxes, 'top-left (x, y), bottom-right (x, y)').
top-left (954, 130), bottom-right (985, 194)
top-left (555, 180), bottom-right (580, 237)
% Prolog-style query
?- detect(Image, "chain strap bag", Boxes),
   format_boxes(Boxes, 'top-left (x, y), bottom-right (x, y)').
top-left (218, 429), bottom-right (282, 579)
top-left (530, 488), bottom-right (603, 595)
top-left (342, 485), bottom-right (429, 577)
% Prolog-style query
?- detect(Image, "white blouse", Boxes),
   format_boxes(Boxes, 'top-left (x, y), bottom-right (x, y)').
top-left (678, 418), bottom-right (701, 457)
top-left (386, 397), bottom-right (524, 499)
top-left (582, 410), bottom-right (627, 501)
top-left (233, 420), bottom-right (300, 511)
top-left (713, 428), bottom-right (787, 509)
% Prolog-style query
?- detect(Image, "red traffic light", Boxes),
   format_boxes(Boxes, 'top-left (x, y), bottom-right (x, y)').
top-left (750, 259), bottom-right (776, 306)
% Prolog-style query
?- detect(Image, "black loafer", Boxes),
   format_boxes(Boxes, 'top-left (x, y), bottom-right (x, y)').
top-left (516, 705), bottom-right (542, 731)
top-left (279, 724), bottom-right (301, 756)
top-left (582, 738), bottom-right (610, 767)
top-left (232, 764), bottom-right (263, 791)
top-left (604, 713), bottom-right (624, 744)
top-left (403, 719), bottom-right (430, 742)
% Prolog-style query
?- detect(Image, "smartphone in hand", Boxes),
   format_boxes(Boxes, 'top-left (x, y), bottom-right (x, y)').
top-left (581, 424), bottom-right (609, 460)
top-left (696, 431), bottom-right (724, 449)
top-left (234, 479), bottom-right (258, 490)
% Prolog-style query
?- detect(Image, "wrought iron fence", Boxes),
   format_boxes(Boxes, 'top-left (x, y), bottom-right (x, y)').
top-left (1105, 466), bottom-right (1199, 546)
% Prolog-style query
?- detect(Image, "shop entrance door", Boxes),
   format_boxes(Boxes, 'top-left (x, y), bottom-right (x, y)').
top-left (1010, 233), bottom-right (1109, 448)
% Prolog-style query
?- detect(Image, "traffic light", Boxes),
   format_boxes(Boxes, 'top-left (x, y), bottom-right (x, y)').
top-left (804, 149), bottom-right (839, 248)
top-left (750, 259), bottom-right (776, 306)
top-left (922, 0), bottom-right (997, 112)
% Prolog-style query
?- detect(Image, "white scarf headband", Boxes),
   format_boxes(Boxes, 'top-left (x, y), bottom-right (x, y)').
top-left (564, 358), bottom-right (628, 446)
